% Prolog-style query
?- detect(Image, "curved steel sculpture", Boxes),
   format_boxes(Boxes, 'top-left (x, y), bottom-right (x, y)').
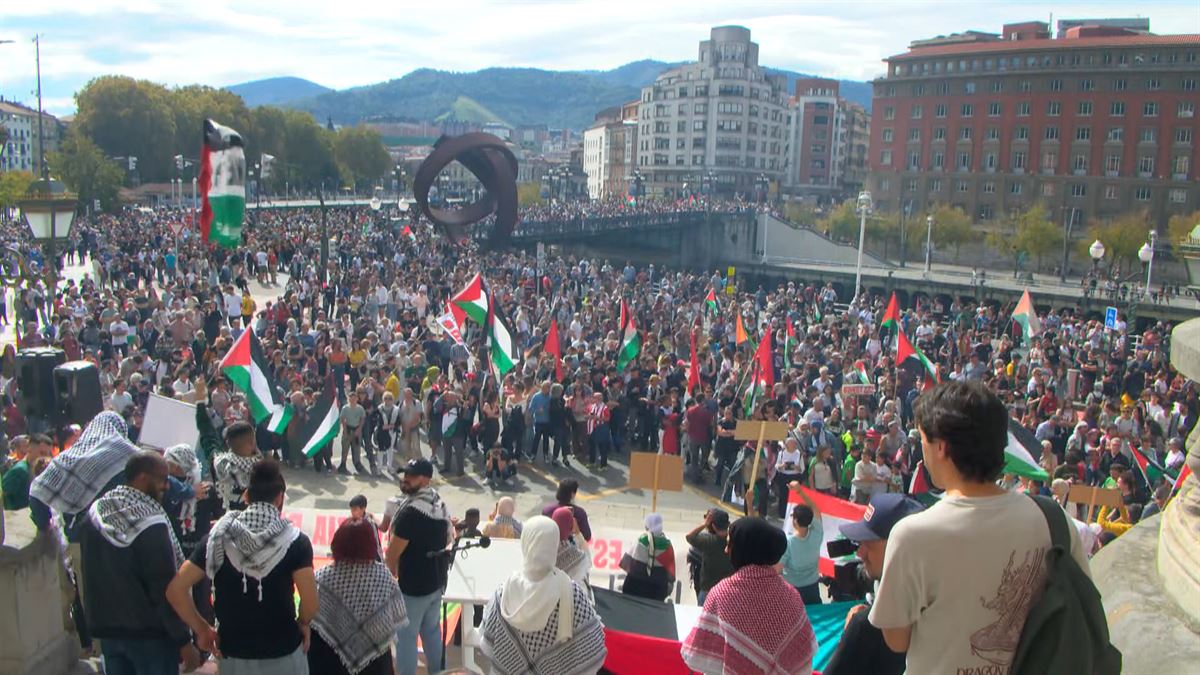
top-left (412, 133), bottom-right (519, 249)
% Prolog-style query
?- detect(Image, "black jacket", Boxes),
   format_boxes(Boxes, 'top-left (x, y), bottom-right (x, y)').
top-left (77, 514), bottom-right (191, 646)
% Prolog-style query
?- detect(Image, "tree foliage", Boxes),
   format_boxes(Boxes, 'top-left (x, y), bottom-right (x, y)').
top-left (821, 200), bottom-right (859, 242)
top-left (1011, 203), bottom-right (1059, 269)
top-left (333, 126), bottom-right (390, 188)
top-left (928, 204), bottom-right (976, 259)
top-left (1086, 212), bottom-right (1151, 274)
top-left (0, 170), bottom-right (36, 212)
top-left (1166, 210), bottom-right (1200, 252)
top-left (49, 130), bottom-right (125, 213)
top-left (517, 182), bottom-right (544, 207)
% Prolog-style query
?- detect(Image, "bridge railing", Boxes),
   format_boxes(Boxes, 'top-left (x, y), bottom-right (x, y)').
top-left (511, 209), bottom-right (753, 240)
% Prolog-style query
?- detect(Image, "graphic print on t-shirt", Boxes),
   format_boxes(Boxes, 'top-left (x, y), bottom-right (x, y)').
top-left (968, 547), bottom-right (1046, 669)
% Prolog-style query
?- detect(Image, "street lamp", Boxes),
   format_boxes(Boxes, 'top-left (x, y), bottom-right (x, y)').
top-left (924, 213), bottom-right (934, 274)
top-left (853, 191), bottom-right (872, 305)
top-left (17, 176), bottom-right (76, 296)
top-left (1138, 230), bottom-right (1157, 299)
top-left (1089, 239), bottom-right (1105, 274)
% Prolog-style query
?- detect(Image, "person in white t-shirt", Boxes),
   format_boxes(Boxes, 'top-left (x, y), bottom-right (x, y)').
top-left (869, 380), bottom-right (1089, 675)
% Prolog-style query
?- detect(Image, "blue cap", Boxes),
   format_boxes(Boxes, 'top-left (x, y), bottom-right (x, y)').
top-left (839, 493), bottom-right (925, 542)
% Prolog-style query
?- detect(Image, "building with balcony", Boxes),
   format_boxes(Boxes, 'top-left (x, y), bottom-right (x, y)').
top-left (0, 100), bottom-right (58, 174)
top-left (583, 101), bottom-right (638, 200)
top-left (784, 78), bottom-right (871, 201)
top-left (635, 26), bottom-right (791, 198)
top-left (867, 20), bottom-right (1200, 229)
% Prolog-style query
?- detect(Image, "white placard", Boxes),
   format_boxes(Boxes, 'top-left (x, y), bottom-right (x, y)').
top-left (139, 393), bottom-right (200, 451)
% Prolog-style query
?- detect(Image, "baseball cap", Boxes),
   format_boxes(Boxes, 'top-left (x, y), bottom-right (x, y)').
top-left (839, 493), bottom-right (925, 542)
top-left (400, 458), bottom-right (434, 478)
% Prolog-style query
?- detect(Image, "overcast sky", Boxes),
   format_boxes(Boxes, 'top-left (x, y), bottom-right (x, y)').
top-left (3, 0), bottom-right (1197, 116)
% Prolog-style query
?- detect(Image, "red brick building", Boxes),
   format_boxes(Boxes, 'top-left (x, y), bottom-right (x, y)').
top-left (785, 78), bottom-right (870, 200)
top-left (868, 21), bottom-right (1200, 231)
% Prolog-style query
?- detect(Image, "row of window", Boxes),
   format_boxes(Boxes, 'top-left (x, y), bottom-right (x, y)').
top-left (642, 153), bottom-right (782, 170)
top-left (883, 99), bottom-right (1195, 120)
top-left (889, 50), bottom-right (1199, 79)
top-left (882, 125), bottom-right (1193, 144)
top-left (880, 177), bottom-right (1190, 207)
top-left (880, 148), bottom-right (1191, 176)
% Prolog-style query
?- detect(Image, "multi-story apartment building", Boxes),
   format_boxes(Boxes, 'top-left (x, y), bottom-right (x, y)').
top-left (784, 78), bottom-right (872, 200)
top-left (0, 101), bottom-right (36, 173)
top-left (635, 26), bottom-right (791, 198)
top-left (583, 102), bottom-right (638, 200)
top-left (868, 21), bottom-right (1200, 228)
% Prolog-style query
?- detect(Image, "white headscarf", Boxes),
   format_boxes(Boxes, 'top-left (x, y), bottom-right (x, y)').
top-left (644, 512), bottom-right (664, 536)
top-left (500, 516), bottom-right (575, 643)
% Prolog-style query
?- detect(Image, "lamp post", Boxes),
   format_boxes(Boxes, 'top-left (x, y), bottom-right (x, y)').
top-left (924, 213), bottom-right (934, 274)
top-left (853, 191), bottom-right (872, 305)
top-left (17, 176), bottom-right (76, 297)
top-left (1139, 229), bottom-right (1157, 299)
top-left (1060, 206), bottom-right (1076, 283)
top-left (1089, 239), bottom-right (1105, 275)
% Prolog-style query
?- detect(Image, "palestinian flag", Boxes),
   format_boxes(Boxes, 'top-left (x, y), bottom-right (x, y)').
top-left (754, 328), bottom-right (774, 392)
top-left (401, 225), bottom-right (416, 242)
top-left (705, 288), bottom-right (718, 315)
top-left (616, 315), bottom-right (642, 371)
top-left (451, 273), bottom-right (489, 327)
top-left (219, 328), bottom-right (292, 433)
top-left (1173, 464), bottom-right (1192, 494)
top-left (735, 313), bottom-right (748, 345)
top-left (1012, 289), bottom-right (1042, 343)
top-left (619, 298), bottom-right (629, 331)
top-left (199, 119), bottom-right (246, 249)
top-left (880, 292), bottom-right (900, 332)
top-left (299, 378), bottom-right (339, 458)
top-left (908, 460), bottom-right (939, 506)
top-left (1005, 418), bottom-right (1050, 481)
top-left (784, 321), bottom-right (798, 370)
top-left (853, 360), bottom-right (872, 385)
top-left (742, 362), bottom-right (762, 417)
top-left (488, 299), bottom-right (519, 377)
top-left (896, 329), bottom-right (938, 390)
top-left (545, 318), bottom-right (562, 382)
top-left (1130, 444), bottom-right (1171, 487)
top-left (441, 406), bottom-right (459, 438)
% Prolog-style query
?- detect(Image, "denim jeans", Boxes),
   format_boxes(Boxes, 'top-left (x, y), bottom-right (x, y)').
top-left (589, 424), bottom-right (612, 465)
top-left (395, 590), bottom-right (444, 675)
top-left (100, 637), bottom-right (177, 675)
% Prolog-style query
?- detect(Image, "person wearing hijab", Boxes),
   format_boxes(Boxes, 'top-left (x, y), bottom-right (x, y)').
top-left (483, 497), bottom-right (524, 540)
top-left (309, 518), bottom-right (408, 675)
top-left (681, 517), bottom-right (817, 675)
top-left (551, 506), bottom-right (591, 586)
top-left (480, 516), bottom-right (607, 675)
top-left (619, 513), bottom-right (676, 601)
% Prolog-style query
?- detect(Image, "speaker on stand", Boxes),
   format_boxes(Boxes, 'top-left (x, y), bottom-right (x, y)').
top-left (54, 361), bottom-right (104, 431)
top-left (15, 347), bottom-right (67, 434)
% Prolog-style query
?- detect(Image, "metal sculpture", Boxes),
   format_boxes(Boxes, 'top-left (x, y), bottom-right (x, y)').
top-left (412, 133), bottom-right (518, 249)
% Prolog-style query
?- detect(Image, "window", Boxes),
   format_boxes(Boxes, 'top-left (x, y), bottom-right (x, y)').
top-left (1012, 150), bottom-right (1027, 169)
top-left (1010, 182), bottom-right (1023, 195)
top-left (1019, 80), bottom-right (1031, 92)
top-left (991, 80), bottom-right (1003, 92)
top-left (1138, 156), bottom-right (1155, 174)
top-left (1146, 78), bottom-right (1161, 91)
top-left (882, 128), bottom-right (894, 142)
top-left (1071, 184), bottom-right (1086, 198)
top-left (1016, 101), bottom-right (1031, 117)
top-left (1140, 128), bottom-right (1157, 143)
top-left (1078, 101), bottom-right (1093, 116)
top-left (908, 128), bottom-right (921, 141)
top-left (987, 127), bottom-right (1000, 141)
top-left (1042, 150), bottom-right (1058, 172)
top-left (1184, 78), bottom-right (1198, 92)
top-left (1105, 185), bottom-right (1118, 200)
top-left (1106, 155), bottom-right (1121, 174)
top-left (1179, 102), bottom-right (1196, 118)
top-left (879, 178), bottom-right (890, 192)
top-left (960, 127), bottom-right (973, 140)
top-left (676, 137), bottom-right (686, 148)
top-left (884, 106), bottom-right (895, 120)
top-left (1047, 101), bottom-right (1061, 116)
top-left (1113, 78), bottom-right (1127, 91)
top-left (984, 152), bottom-right (998, 170)
top-left (911, 104), bottom-right (923, 119)
top-left (908, 151), bottom-right (921, 170)
top-left (1042, 183), bottom-right (1056, 197)
top-left (1170, 188), bottom-right (1187, 203)
top-left (1178, 128), bottom-right (1194, 143)
top-left (1173, 155), bottom-right (1190, 176)
top-left (1107, 127), bottom-right (1123, 142)
top-left (933, 127), bottom-right (947, 140)
top-left (694, 103), bottom-right (707, 114)
top-left (1049, 79), bottom-right (1063, 91)
top-left (1143, 101), bottom-right (1158, 117)
top-left (983, 180), bottom-right (996, 193)
top-left (964, 82), bottom-right (977, 94)
top-left (957, 180), bottom-right (969, 192)
top-left (935, 103), bottom-right (948, 118)
top-left (1045, 126), bottom-right (1060, 140)
top-left (912, 84), bottom-right (925, 96)
top-left (961, 103), bottom-right (974, 117)
top-left (932, 151), bottom-right (945, 169)
top-left (1080, 79), bottom-right (1095, 92)
top-left (693, 120), bottom-right (706, 131)
top-left (1015, 126), bottom-right (1030, 140)
top-left (988, 102), bottom-right (1002, 116)
top-left (881, 149), bottom-right (893, 165)
top-left (1073, 154), bottom-right (1089, 172)
top-left (1075, 126), bottom-right (1092, 141)
top-left (677, 121), bottom-right (687, 133)
top-left (979, 204), bottom-right (994, 220)
top-left (935, 82), bottom-right (950, 95)
top-left (957, 151), bottom-right (971, 171)
top-left (930, 178), bottom-right (942, 192)
top-left (1135, 187), bottom-right (1151, 201)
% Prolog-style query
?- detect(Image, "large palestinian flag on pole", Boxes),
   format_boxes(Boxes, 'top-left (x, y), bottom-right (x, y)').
top-left (487, 296), bottom-right (518, 377)
top-left (880, 292), bottom-right (900, 331)
top-left (616, 315), bottom-right (642, 371)
top-left (1005, 418), bottom-right (1051, 481)
top-left (784, 321), bottom-right (798, 370)
top-left (219, 328), bottom-right (292, 433)
top-left (896, 329), bottom-right (938, 390)
top-left (451, 273), bottom-right (489, 327)
top-left (1011, 289), bottom-right (1042, 343)
top-left (704, 288), bottom-right (718, 315)
top-left (199, 119), bottom-right (246, 249)
top-left (1130, 443), bottom-right (1173, 487)
top-left (299, 377), bottom-right (339, 458)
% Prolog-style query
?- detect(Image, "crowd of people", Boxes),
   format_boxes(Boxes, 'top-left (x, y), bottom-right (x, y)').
top-left (0, 194), bottom-right (1192, 674)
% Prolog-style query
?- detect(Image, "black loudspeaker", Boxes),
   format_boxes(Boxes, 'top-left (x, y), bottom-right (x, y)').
top-left (54, 361), bottom-right (104, 429)
top-left (16, 347), bottom-right (66, 422)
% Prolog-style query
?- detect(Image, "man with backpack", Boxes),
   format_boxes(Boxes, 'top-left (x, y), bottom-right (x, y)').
top-left (870, 381), bottom-right (1119, 675)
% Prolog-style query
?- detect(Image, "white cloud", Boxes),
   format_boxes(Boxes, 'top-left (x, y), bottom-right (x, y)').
top-left (2, 0), bottom-right (1198, 116)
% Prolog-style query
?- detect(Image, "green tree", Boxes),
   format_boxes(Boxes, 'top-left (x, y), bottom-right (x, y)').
top-left (782, 200), bottom-right (818, 226)
top-left (75, 76), bottom-right (177, 182)
top-left (333, 125), bottom-right (390, 189)
top-left (1011, 203), bottom-right (1059, 271)
top-left (1167, 210), bottom-right (1200, 253)
top-left (49, 130), bottom-right (125, 213)
top-left (0, 170), bottom-right (36, 212)
top-left (821, 200), bottom-right (859, 242)
top-left (517, 182), bottom-right (543, 207)
top-left (1086, 212), bottom-right (1151, 275)
top-left (929, 204), bottom-right (976, 260)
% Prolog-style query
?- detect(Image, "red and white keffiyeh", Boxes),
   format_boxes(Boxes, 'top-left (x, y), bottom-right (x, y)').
top-left (681, 564), bottom-right (816, 675)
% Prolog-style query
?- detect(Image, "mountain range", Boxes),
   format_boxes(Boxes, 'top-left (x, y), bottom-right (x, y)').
top-left (225, 60), bottom-right (872, 131)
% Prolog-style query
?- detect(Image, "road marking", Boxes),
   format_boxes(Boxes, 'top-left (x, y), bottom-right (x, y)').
top-left (683, 484), bottom-right (741, 516)
top-left (577, 486), bottom-right (629, 502)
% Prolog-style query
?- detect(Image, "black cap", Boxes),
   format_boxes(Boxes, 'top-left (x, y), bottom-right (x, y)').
top-left (401, 458), bottom-right (434, 478)
top-left (839, 493), bottom-right (924, 542)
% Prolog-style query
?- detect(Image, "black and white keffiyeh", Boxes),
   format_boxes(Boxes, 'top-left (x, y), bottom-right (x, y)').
top-left (213, 451), bottom-right (261, 508)
top-left (205, 501), bottom-right (300, 601)
top-left (88, 485), bottom-right (185, 567)
top-left (482, 583), bottom-right (607, 675)
top-left (164, 444), bottom-right (201, 534)
top-left (555, 540), bottom-right (591, 586)
top-left (313, 561), bottom-right (408, 675)
top-left (31, 412), bottom-right (138, 516)
top-left (398, 486), bottom-right (451, 523)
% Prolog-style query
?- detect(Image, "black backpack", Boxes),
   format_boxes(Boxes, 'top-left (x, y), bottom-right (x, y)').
top-left (1011, 496), bottom-right (1122, 675)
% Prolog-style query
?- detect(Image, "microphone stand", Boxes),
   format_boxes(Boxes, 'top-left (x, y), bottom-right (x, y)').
top-left (431, 535), bottom-right (491, 667)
